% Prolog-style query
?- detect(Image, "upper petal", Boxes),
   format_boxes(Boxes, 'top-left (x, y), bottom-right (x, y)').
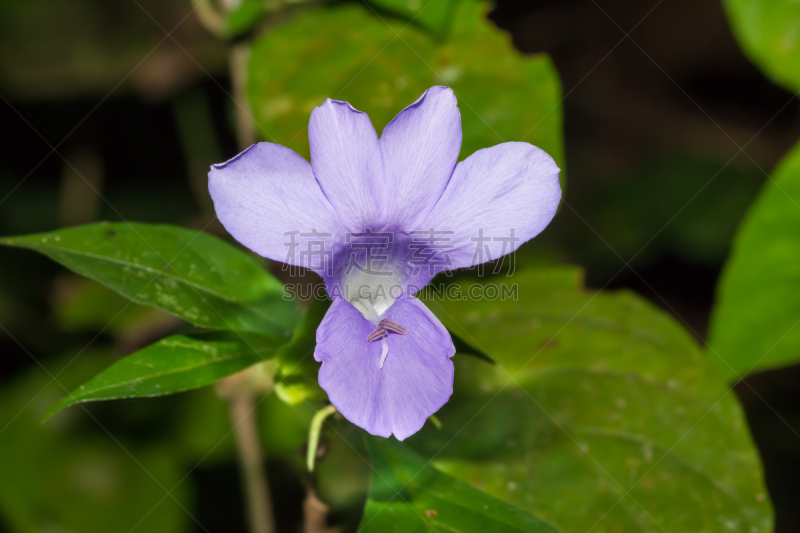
top-left (421, 142), bottom-right (561, 269)
top-left (315, 298), bottom-right (454, 440)
top-left (208, 142), bottom-right (344, 273)
top-left (380, 86), bottom-right (461, 229)
top-left (309, 99), bottom-right (387, 233)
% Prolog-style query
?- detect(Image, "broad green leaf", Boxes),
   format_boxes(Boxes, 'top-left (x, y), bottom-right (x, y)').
top-left (248, 1), bottom-right (564, 177)
top-left (408, 268), bottom-right (772, 533)
top-left (2, 222), bottom-right (299, 336)
top-left (365, 0), bottom-right (463, 38)
top-left (359, 437), bottom-right (557, 533)
top-left (723, 0), bottom-right (800, 91)
top-left (709, 139), bottom-right (800, 378)
top-left (0, 351), bottom-right (190, 533)
top-left (44, 332), bottom-right (281, 420)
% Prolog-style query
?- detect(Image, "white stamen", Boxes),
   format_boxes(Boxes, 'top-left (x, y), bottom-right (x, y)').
top-left (379, 339), bottom-right (389, 368)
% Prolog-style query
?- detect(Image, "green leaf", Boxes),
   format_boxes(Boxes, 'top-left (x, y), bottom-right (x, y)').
top-left (723, 0), bottom-right (800, 91)
top-left (449, 329), bottom-right (494, 363)
top-left (54, 277), bottom-right (169, 336)
top-left (365, 0), bottom-right (463, 38)
top-left (272, 296), bottom-right (331, 404)
top-left (224, 0), bottom-right (267, 38)
top-left (248, 1), bottom-right (564, 180)
top-left (359, 437), bottom-right (557, 533)
top-left (409, 268), bottom-right (772, 533)
top-left (709, 139), bottom-right (800, 378)
top-left (2, 222), bottom-right (299, 336)
top-left (44, 332), bottom-right (281, 420)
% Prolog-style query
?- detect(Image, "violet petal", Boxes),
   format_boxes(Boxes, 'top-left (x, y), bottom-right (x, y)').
top-left (208, 142), bottom-right (344, 273)
top-left (309, 99), bottom-right (387, 232)
top-left (315, 298), bottom-right (454, 440)
top-left (380, 86), bottom-right (461, 229)
top-left (423, 141), bottom-right (561, 270)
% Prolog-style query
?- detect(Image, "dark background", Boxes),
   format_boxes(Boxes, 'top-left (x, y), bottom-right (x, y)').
top-left (1, 0), bottom-right (798, 531)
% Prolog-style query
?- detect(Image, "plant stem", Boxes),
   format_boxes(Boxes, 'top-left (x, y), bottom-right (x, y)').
top-left (191, 0), bottom-right (224, 36)
top-left (229, 43), bottom-right (257, 150)
top-left (228, 391), bottom-right (275, 533)
top-left (306, 404), bottom-right (337, 472)
top-left (302, 489), bottom-right (329, 533)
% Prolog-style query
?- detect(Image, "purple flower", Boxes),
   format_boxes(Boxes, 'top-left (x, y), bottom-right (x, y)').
top-left (208, 86), bottom-right (561, 440)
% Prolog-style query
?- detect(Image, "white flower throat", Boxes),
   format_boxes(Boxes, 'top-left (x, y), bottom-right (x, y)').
top-left (343, 269), bottom-right (408, 368)
top-left (343, 269), bottom-right (402, 322)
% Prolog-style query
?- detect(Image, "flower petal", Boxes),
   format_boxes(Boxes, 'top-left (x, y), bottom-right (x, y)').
top-left (208, 143), bottom-right (344, 273)
top-left (380, 86), bottom-right (461, 229)
top-left (315, 298), bottom-right (454, 440)
top-left (421, 142), bottom-right (561, 269)
top-left (309, 99), bottom-right (387, 232)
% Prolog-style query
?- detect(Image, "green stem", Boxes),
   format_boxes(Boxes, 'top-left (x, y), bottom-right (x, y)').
top-left (307, 404), bottom-right (337, 472)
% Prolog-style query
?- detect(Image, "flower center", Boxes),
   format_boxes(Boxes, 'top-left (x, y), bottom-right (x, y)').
top-left (340, 267), bottom-right (408, 368)
top-left (342, 268), bottom-right (404, 324)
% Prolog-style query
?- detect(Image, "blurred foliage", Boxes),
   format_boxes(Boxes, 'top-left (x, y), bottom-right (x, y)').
top-left (172, 89), bottom-right (224, 212)
top-left (565, 155), bottom-right (764, 272)
top-left (723, 0), bottom-right (800, 93)
top-left (225, 0), bottom-right (269, 38)
top-left (0, 0), bottom-right (226, 100)
top-left (0, 351), bottom-right (191, 533)
top-left (359, 436), bottom-right (557, 532)
top-left (312, 419), bottom-right (372, 529)
top-left (0, 345), bottom-right (316, 532)
top-left (365, 0), bottom-right (463, 38)
top-left (164, 379), bottom-right (314, 469)
top-left (411, 268), bottom-right (772, 533)
top-left (247, 1), bottom-right (564, 176)
top-left (0, 172), bottom-right (60, 234)
top-left (710, 139), bottom-right (800, 379)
